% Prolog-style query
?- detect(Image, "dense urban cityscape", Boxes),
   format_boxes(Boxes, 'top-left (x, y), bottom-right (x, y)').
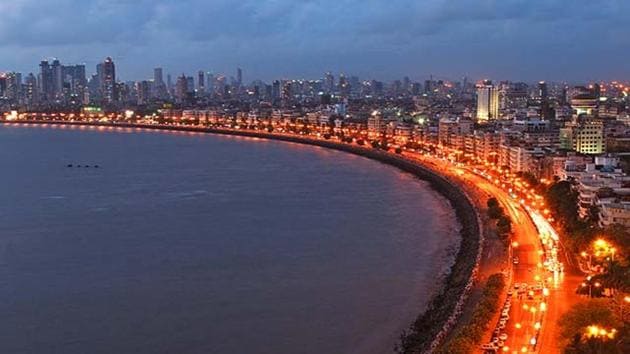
top-left (1, 54), bottom-right (628, 353)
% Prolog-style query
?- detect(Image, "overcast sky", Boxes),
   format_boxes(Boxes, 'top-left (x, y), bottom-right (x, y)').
top-left (1, 0), bottom-right (629, 83)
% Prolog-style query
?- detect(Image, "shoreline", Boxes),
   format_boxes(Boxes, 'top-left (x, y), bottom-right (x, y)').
top-left (1, 120), bottom-right (483, 353)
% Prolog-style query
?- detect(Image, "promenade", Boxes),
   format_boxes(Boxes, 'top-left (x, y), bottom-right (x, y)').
top-left (1, 118), bottom-right (575, 353)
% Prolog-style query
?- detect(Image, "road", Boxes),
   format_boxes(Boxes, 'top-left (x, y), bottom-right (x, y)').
top-left (402, 150), bottom-right (579, 354)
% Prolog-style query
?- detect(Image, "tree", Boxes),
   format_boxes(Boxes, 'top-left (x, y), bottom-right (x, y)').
top-left (602, 224), bottom-right (630, 252)
top-left (488, 205), bottom-right (505, 219)
top-left (487, 198), bottom-right (499, 209)
top-left (487, 198), bottom-right (505, 219)
top-left (558, 300), bottom-right (621, 349)
top-left (545, 180), bottom-right (598, 251)
top-left (496, 215), bottom-right (512, 238)
top-left (546, 180), bottom-right (580, 229)
top-left (517, 171), bottom-right (540, 188)
top-left (594, 262), bottom-right (630, 294)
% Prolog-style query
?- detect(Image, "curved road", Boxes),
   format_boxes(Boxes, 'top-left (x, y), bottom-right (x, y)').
top-left (402, 150), bottom-right (581, 354)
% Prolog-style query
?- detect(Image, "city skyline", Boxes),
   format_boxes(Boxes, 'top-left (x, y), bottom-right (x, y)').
top-left (1, 0), bottom-right (629, 82)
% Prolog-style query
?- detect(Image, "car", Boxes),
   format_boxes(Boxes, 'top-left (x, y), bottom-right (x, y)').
top-left (513, 256), bottom-right (519, 264)
top-left (507, 290), bottom-right (514, 296)
top-left (499, 333), bottom-right (508, 341)
top-left (481, 343), bottom-right (498, 351)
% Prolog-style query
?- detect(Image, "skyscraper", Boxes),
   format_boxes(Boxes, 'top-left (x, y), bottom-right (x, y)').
top-left (236, 68), bottom-right (242, 87)
top-left (175, 74), bottom-right (188, 103)
top-left (538, 81), bottom-right (554, 120)
top-left (197, 70), bottom-right (205, 94)
top-left (153, 67), bottom-right (166, 99)
top-left (136, 81), bottom-right (151, 105)
top-left (324, 72), bottom-right (334, 94)
top-left (3, 72), bottom-right (22, 101)
top-left (154, 68), bottom-right (163, 85)
top-left (25, 73), bottom-right (38, 105)
top-left (166, 74), bottom-right (173, 97)
top-left (272, 80), bottom-right (281, 101)
top-left (206, 73), bottom-right (215, 95)
top-left (538, 81), bottom-right (548, 101)
top-left (186, 76), bottom-right (194, 94)
top-left (51, 59), bottom-right (63, 99)
top-left (62, 64), bottom-right (87, 99)
top-left (476, 80), bottom-right (499, 121)
top-left (39, 60), bottom-right (54, 102)
top-left (98, 57), bottom-right (117, 104)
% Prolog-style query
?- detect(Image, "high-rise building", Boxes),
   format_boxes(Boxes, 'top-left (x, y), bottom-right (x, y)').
top-left (61, 64), bottom-right (87, 100)
top-left (538, 81), bottom-right (548, 101)
top-left (476, 80), bottom-right (499, 121)
top-left (339, 74), bottom-right (350, 97)
top-left (25, 73), bottom-right (37, 105)
top-left (39, 60), bottom-right (54, 102)
top-left (236, 68), bottom-right (242, 87)
top-left (136, 81), bottom-right (151, 105)
top-left (197, 71), bottom-right (205, 94)
top-left (153, 67), bottom-right (166, 99)
top-left (324, 72), bottom-right (334, 94)
top-left (51, 59), bottom-right (64, 99)
top-left (166, 74), bottom-right (173, 96)
top-left (175, 74), bottom-right (189, 103)
top-left (537, 81), bottom-right (555, 121)
top-left (3, 72), bottom-right (22, 101)
top-left (206, 73), bottom-right (215, 95)
top-left (215, 75), bottom-right (226, 97)
top-left (186, 76), bottom-right (194, 94)
top-left (98, 57), bottom-right (117, 104)
top-left (154, 68), bottom-right (163, 85)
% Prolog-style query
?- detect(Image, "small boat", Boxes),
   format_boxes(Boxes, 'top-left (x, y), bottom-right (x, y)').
top-left (67, 164), bottom-right (73, 168)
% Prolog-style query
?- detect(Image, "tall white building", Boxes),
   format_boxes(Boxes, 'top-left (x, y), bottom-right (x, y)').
top-left (476, 81), bottom-right (499, 121)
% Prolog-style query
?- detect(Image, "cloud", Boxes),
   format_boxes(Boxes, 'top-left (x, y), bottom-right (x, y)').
top-left (0, 0), bottom-right (628, 81)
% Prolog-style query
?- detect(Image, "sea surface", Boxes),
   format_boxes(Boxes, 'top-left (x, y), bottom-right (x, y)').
top-left (0, 124), bottom-right (459, 354)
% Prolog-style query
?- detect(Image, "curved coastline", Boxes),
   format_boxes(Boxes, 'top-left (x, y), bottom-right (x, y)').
top-left (1, 120), bottom-right (482, 353)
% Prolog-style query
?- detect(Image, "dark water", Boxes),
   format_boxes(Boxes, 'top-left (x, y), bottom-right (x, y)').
top-left (0, 124), bottom-right (459, 354)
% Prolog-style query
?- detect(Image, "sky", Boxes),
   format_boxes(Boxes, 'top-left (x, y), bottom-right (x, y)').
top-left (1, 0), bottom-right (629, 83)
